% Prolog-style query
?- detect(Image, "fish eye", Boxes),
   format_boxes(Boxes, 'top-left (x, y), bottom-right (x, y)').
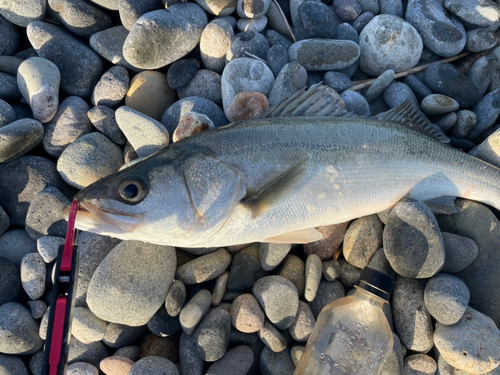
top-left (118, 179), bottom-right (147, 203)
top-left (195, 120), bottom-right (201, 126)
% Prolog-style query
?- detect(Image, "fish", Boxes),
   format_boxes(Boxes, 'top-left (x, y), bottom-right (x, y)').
top-left (70, 84), bottom-right (500, 248)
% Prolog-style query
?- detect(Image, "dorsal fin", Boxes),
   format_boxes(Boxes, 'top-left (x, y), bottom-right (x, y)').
top-left (379, 100), bottom-right (450, 143)
top-left (255, 83), bottom-right (348, 118)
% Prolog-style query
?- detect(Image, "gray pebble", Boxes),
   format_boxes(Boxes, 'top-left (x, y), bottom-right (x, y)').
top-left (0, 72), bottom-right (21, 101)
top-left (180, 289), bottom-right (212, 335)
top-left (177, 69), bottom-right (222, 105)
top-left (260, 346), bottom-right (295, 375)
top-left (230, 293), bottom-right (265, 333)
top-left (445, 0), bottom-right (500, 28)
top-left (333, 0), bottom-right (361, 22)
top-left (268, 62), bottom-right (308, 107)
top-left (0, 354), bottom-right (29, 375)
top-left (71, 307), bottom-right (107, 344)
top-left (27, 300), bottom-right (47, 319)
top-left (269, 0), bottom-right (296, 38)
top-left (114, 346), bottom-right (139, 361)
top-left (148, 304), bottom-right (182, 337)
top-left (453, 110), bottom-right (477, 139)
top-left (341, 90), bottom-right (371, 116)
top-left (304, 254), bottom-right (322, 302)
top-left (384, 199), bottom-right (445, 279)
top-left (308, 279), bottom-right (345, 319)
top-left (381, 332), bottom-right (404, 375)
top-left (237, 0), bottom-right (271, 18)
top-left (119, 0), bottom-right (162, 31)
top-left (20, 252), bottom-right (45, 300)
top-left (226, 31), bottom-right (270, 62)
top-left (383, 82), bottom-right (419, 109)
top-left (259, 243), bottom-right (291, 271)
top-left (357, 0), bottom-right (378, 14)
top-left (435, 112), bottom-right (458, 132)
top-left (180, 331), bottom-right (204, 375)
top-left (322, 259), bottom-right (342, 281)
top-left (441, 232), bottom-right (478, 273)
top-left (295, 1), bottom-right (335, 40)
top-left (336, 258), bottom-right (361, 291)
top-left (468, 88), bottom-right (500, 140)
top-left (0, 229), bottom-right (37, 267)
top-left (404, 74), bottom-right (433, 102)
top-left (288, 300), bottom-right (315, 342)
top-left (289, 39), bottom-right (360, 71)
top-left (176, 248), bottom-right (231, 285)
top-left (258, 319), bottom-right (287, 352)
top-left (0, 257), bottom-right (20, 306)
top-left (193, 307), bottom-right (231, 361)
top-left (467, 55), bottom-right (498, 99)
top-left (237, 16), bottom-right (268, 33)
top-left (0, 16), bottom-right (19, 56)
top-left (200, 20), bottom-right (234, 74)
top-left (129, 356), bottom-right (178, 375)
top-left (0, 99), bottom-right (15, 128)
top-left (267, 45), bottom-right (290, 77)
top-left (364, 69), bottom-right (394, 102)
top-left (229, 327), bottom-right (258, 347)
top-left (206, 345), bottom-right (254, 375)
top-left (102, 323), bottom-right (148, 348)
top-left (91, 66), bottom-right (129, 108)
top-left (228, 250), bottom-right (266, 291)
top-left (343, 214), bottom-right (383, 268)
top-left (194, 0), bottom-right (236, 16)
top-left (403, 354), bottom-right (437, 375)
top-left (166, 279), bottom-right (186, 316)
top-left (167, 58), bottom-right (200, 90)
top-left (290, 346), bottom-right (305, 367)
top-left (266, 30), bottom-right (293, 51)
top-left (87, 106), bottom-right (126, 145)
top-left (334, 23), bottom-right (359, 44)
top-left (367, 248), bottom-right (396, 279)
top-left (421, 94), bottom-right (459, 116)
top-left (392, 277), bottom-right (434, 352)
top-left (0, 118), bottom-right (44, 164)
top-left (0, 0), bottom-right (45, 27)
top-left (212, 271), bottom-right (229, 306)
top-left (324, 71), bottom-right (352, 93)
top-left (353, 11), bottom-right (375, 33)
top-left (66, 362), bottom-right (99, 375)
top-left (465, 28), bottom-right (497, 52)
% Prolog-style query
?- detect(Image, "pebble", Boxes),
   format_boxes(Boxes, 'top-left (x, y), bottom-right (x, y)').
top-left (86, 241), bottom-right (176, 326)
top-left (435, 112), bottom-right (458, 132)
top-left (468, 89), bottom-right (500, 140)
top-left (20, 252), bottom-right (45, 300)
top-left (212, 271), bottom-right (229, 306)
top-left (67, 362), bottom-right (99, 375)
top-left (206, 345), bottom-right (254, 375)
top-left (268, 62), bottom-right (307, 107)
top-left (260, 346), bottom-right (295, 375)
top-left (291, 346), bottom-right (305, 367)
top-left (467, 55), bottom-right (498, 99)
top-left (336, 259), bottom-right (361, 291)
top-left (266, 30), bottom-right (294, 51)
top-left (179, 331), bottom-right (204, 375)
top-left (226, 92), bottom-right (269, 122)
top-left (406, 0), bottom-right (466, 57)
top-left (304, 222), bottom-right (349, 260)
top-left (0, 354), bottom-right (29, 375)
top-left (49, 0), bottom-right (112, 37)
top-left (308, 279), bottom-right (345, 318)
top-left (0, 302), bottom-right (44, 355)
top-left (0, 118), bottom-right (44, 164)
top-left (258, 319), bottom-right (287, 352)
top-left (360, 15), bottom-right (423, 76)
top-left (295, 1), bottom-right (335, 40)
top-left (383, 82), bottom-right (419, 109)
top-left (193, 307), bottom-right (231, 361)
top-left (147, 305), bottom-right (182, 337)
top-left (288, 39), bottom-right (360, 71)
top-left (27, 300), bottom-right (47, 319)
top-left (100, 356), bottom-right (134, 375)
top-left (166, 280), bottom-right (186, 316)
top-left (0, 99), bottom-right (15, 128)
top-left (39, 308), bottom-right (49, 340)
top-left (176, 248), bottom-right (231, 285)
top-left (324, 71), bottom-right (352, 93)
top-left (259, 243), bottom-right (291, 271)
top-left (87, 106), bottom-right (126, 145)
top-left (230, 293), bottom-right (265, 333)
top-left (424, 273), bottom-right (470, 325)
top-left (322, 259), bottom-right (342, 281)
top-left (125, 70), bottom-right (177, 121)
top-left (276, 254), bottom-right (305, 297)
top-left (354, 11), bottom-right (374, 33)
top-left (367, 248), bottom-right (396, 279)
top-left (177, 69), bottom-right (222, 105)
top-left (57, 132), bottom-right (124, 189)
top-left (118, 0), bottom-right (161, 30)
top-left (364, 69), bottom-right (394, 102)
top-left (0, 206), bottom-right (8, 237)
top-left (444, 0), bottom-right (500, 28)
top-left (114, 346), bottom-right (139, 361)
top-left (404, 74), bottom-right (433, 102)
top-left (228, 249), bottom-right (266, 291)
top-left (403, 354), bottom-right (437, 375)
top-left (129, 357), bottom-right (178, 375)
top-left (421, 94), bottom-right (460, 116)
top-left (450, 137), bottom-right (476, 152)
top-left (43, 96), bottom-right (93, 158)
top-left (17, 57), bottom-right (60, 123)
top-left (268, 0), bottom-right (296, 39)
top-left (103, 323), bottom-right (148, 348)
top-left (0, 229), bottom-right (37, 266)
top-left (381, 332), bottom-right (404, 375)
top-left (441, 232), bottom-right (478, 273)
top-left (424, 62), bottom-right (480, 108)
top-left (434, 307), bottom-right (500, 374)
top-left (0, 72), bottom-right (22, 101)
top-left (236, 0), bottom-right (271, 18)
top-left (91, 66), bottom-right (129, 108)
top-left (227, 31), bottom-right (270, 62)
top-left (194, 0), bottom-right (236, 16)
top-left (340, 90), bottom-right (370, 116)
top-left (465, 28), bottom-right (497, 52)
top-left (288, 300), bottom-right (315, 342)
top-left (200, 20), bottom-right (234, 74)
top-left (333, 0), bottom-right (361, 22)
top-left (180, 289), bottom-right (212, 335)
top-left (0, 257), bottom-right (20, 306)
top-left (304, 254), bottom-right (322, 302)
top-left (384, 199), bottom-right (445, 279)
top-left (166, 58), bottom-right (200, 90)
top-left (123, 4), bottom-right (207, 69)
top-left (343, 214), bottom-right (383, 268)
top-left (268, 45), bottom-right (290, 79)
top-left (0, 16), bottom-right (18, 56)
top-left (0, 0), bottom-right (45, 27)
top-left (139, 333), bottom-right (179, 362)
top-left (27, 21), bottom-right (104, 98)
top-left (71, 307), bottom-right (107, 344)
top-left (392, 277), bottom-right (434, 353)
top-left (237, 16), bottom-right (268, 33)
top-left (334, 22), bottom-right (359, 44)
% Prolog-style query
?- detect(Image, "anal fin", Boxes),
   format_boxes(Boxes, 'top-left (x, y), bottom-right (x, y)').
top-left (424, 196), bottom-right (462, 214)
top-left (265, 228), bottom-right (324, 244)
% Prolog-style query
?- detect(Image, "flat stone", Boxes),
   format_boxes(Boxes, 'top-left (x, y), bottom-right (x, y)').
top-left (304, 222), bottom-right (349, 260)
top-left (0, 0), bottom-right (45, 27)
top-left (308, 279), bottom-right (345, 319)
top-left (441, 232), bottom-right (478, 273)
top-left (87, 106), bottom-right (126, 145)
top-left (200, 19), bottom-right (234, 74)
top-left (193, 307), bottom-right (232, 361)
top-left (206, 345), bottom-right (254, 375)
top-left (176, 248), bottom-right (231, 285)
top-left (403, 354), bottom-right (437, 375)
top-left (343, 214), bottom-right (383, 268)
top-left (334, 22), bottom-right (359, 44)
top-left (0, 257), bottom-right (20, 306)
top-left (114, 346), bottom-right (139, 361)
top-left (260, 346), bottom-right (295, 375)
top-left (323, 71), bottom-right (352, 93)
top-left (468, 55), bottom-right (498, 99)
top-left (100, 356), bottom-right (134, 375)
top-left (421, 94), bottom-right (460, 116)
top-left (268, 62), bottom-right (307, 107)
top-left (177, 69), bottom-right (222, 105)
top-left (226, 92), bottom-right (269, 122)
top-left (0, 229), bottom-right (37, 267)
top-left (258, 319), bottom-right (287, 352)
top-left (333, 0), bottom-right (361, 22)
top-left (118, 0), bottom-right (161, 30)
top-left (259, 243), bottom-right (291, 271)
top-left (71, 307), bottom-right (107, 344)
top-left (0, 118), bottom-right (44, 163)
top-left (166, 279), bottom-right (186, 317)
top-left (194, 0), bottom-right (236, 16)
top-left (147, 305), bottom-right (182, 337)
top-left (91, 66), bottom-right (129, 108)
top-left (354, 11), bottom-right (374, 33)
top-left (20, 252), bottom-right (45, 300)
top-left (128, 357), bottom-right (178, 375)
top-left (103, 323), bottom-right (148, 348)
top-left (276, 254), bottom-right (305, 297)
top-left (180, 289), bottom-right (212, 335)
top-left (288, 300), bottom-right (315, 342)
top-left (444, 0), bottom-right (500, 28)
top-left (67, 362), bottom-right (99, 375)
top-left (465, 28), bottom-right (497, 52)
top-left (230, 293), bottom-right (265, 333)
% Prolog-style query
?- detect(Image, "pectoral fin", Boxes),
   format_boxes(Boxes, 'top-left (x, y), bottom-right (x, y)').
top-left (424, 196), bottom-right (461, 214)
top-left (265, 228), bottom-right (324, 243)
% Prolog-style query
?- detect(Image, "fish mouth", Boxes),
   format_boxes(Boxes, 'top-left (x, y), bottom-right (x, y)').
top-left (63, 201), bottom-right (143, 234)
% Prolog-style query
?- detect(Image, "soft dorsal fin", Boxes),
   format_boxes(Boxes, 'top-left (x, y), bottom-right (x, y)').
top-left (241, 156), bottom-right (310, 218)
top-left (256, 83), bottom-right (348, 118)
top-left (265, 228), bottom-right (324, 243)
top-left (379, 100), bottom-right (450, 143)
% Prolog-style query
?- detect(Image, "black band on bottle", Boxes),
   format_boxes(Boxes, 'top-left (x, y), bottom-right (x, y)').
top-left (357, 280), bottom-right (390, 300)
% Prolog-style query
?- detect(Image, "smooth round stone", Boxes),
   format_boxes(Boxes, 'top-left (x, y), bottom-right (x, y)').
top-left (260, 346), bottom-right (295, 375)
top-left (230, 293), bottom-right (265, 333)
top-left (259, 243), bottom-right (291, 271)
top-left (221, 58), bottom-right (274, 117)
top-left (406, 0), bottom-right (466, 57)
top-left (87, 241), bottom-right (176, 326)
top-left (445, 0), bottom-right (500, 28)
top-left (193, 307), bottom-right (231, 361)
top-left (212, 271), bottom-right (229, 307)
top-left (27, 300), bottom-right (47, 320)
top-left (20, 252), bottom-right (45, 300)
top-left (147, 305), bottom-right (182, 337)
top-left (176, 248), bottom-right (231, 285)
top-left (276, 255), bottom-right (305, 296)
top-left (267, 45), bottom-right (289, 78)
top-left (435, 307), bottom-right (500, 374)
top-left (364, 69), bottom-right (394, 102)
top-left (392, 277), bottom-right (434, 352)
top-left (180, 289), bottom-right (212, 335)
top-left (334, 22), bottom-right (359, 44)
top-left (118, 0), bottom-right (161, 30)
top-left (103, 323), bottom-right (148, 348)
top-left (333, 0), bottom-right (361, 21)
top-left (0, 0), bottom-right (45, 27)
top-left (179, 331), bottom-right (204, 374)
top-left (43, 96), bottom-right (93, 158)
top-left (17, 57), bottom-right (60, 123)
top-left (268, 62), bottom-right (307, 107)
top-left (307, 279), bottom-right (345, 319)
top-left (295, 2), bottom-right (335, 40)
top-left (206, 345), bottom-right (254, 375)
top-left (0, 99), bottom-right (15, 128)
top-left (266, 30), bottom-right (293, 51)
top-left (0, 257), bottom-right (20, 305)
top-left (343, 215), bottom-right (383, 269)
top-left (322, 259), bottom-right (342, 281)
top-left (424, 62), bottom-right (480, 108)
top-left (258, 319), bottom-right (287, 352)
top-left (128, 357), bottom-right (178, 375)
top-left (114, 346), bottom-right (139, 361)
top-left (404, 74), bottom-right (433, 102)
top-left (0, 302), bottom-right (43, 354)
top-left (227, 251), bottom-right (266, 292)
top-left (360, 15), bottom-right (422, 76)
top-left (115, 106), bottom-right (169, 158)
top-left (39, 308), bottom-right (49, 340)
top-left (379, 0), bottom-right (402, 16)
top-left (226, 92), bottom-right (268, 122)
top-left (0, 72), bottom-right (21, 101)
top-left (236, 0), bottom-right (271, 18)
top-left (0, 230), bottom-right (37, 267)
top-left (304, 222), bottom-right (349, 260)
top-left (341, 90), bottom-right (371, 117)
top-left (194, 0), bottom-right (236, 16)
top-left (384, 82), bottom-right (419, 110)
top-left (289, 301), bottom-right (315, 342)
top-left (123, 4), bottom-right (208, 69)
top-left (87, 106), bottom-right (126, 145)
top-left (100, 356), bottom-right (134, 375)
top-left (27, 21), bottom-right (104, 98)
top-left (435, 112), bottom-right (458, 132)
top-left (71, 307), bottom-right (107, 344)
top-left (304, 254), bottom-right (322, 302)
top-left (200, 19), bottom-right (234, 74)
top-left (468, 88), bottom-right (500, 140)
top-left (57, 132), bottom-right (124, 189)
top-left (403, 354), bottom-right (437, 375)
top-left (291, 346), bottom-right (305, 367)
top-left (468, 55), bottom-right (498, 99)
top-left (0, 119), bottom-right (44, 164)
top-left (421, 94), bottom-right (460, 116)
top-left (465, 28), bottom-right (497, 52)
top-left (288, 39), bottom-right (360, 71)
top-left (384, 199), bottom-right (445, 279)
top-left (252, 276), bottom-right (299, 330)
top-left (353, 11), bottom-right (374, 33)
top-left (424, 273), bottom-right (470, 325)
top-left (67, 362), bottom-right (99, 375)
top-left (237, 16), bottom-right (267, 33)
top-left (126, 70), bottom-right (177, 121)
top-left (0, 354), bottom-right (29, 375)
top-left (226, 31), bottom-right (270, 62)
top-left (166, 280), bottom-right (186, 317)
top-left (166, 58), bottom-right (200, 90)
top-left (48, 0), bottom-right (112, 37)
top-left (366, 248), bottom-right (396, 279)
top-left (441, 232), bottom-right (478, 273)
top-left (323, 71), bottom-right (352, 93)
top-left (177, 69), bottom-right (222, 105)
top-left (91, 66), bottom-right (129, 108)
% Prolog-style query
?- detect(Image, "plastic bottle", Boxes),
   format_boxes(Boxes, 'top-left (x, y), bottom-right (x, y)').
top-left (294, 267), bottom-right (395, 375)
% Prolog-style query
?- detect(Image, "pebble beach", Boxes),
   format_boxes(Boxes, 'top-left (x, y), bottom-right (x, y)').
top-left (1, 0), bottom-right (500, 374)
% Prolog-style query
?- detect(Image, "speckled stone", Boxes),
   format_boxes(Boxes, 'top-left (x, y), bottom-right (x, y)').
top-left (0, 257), bottom-right (20, 306)
top-left (230, 293), bottom-right (265, 333)
top-left (453, 110), bottom-right (477, 138)
top-left (100, 356), bottom-right (134, 375)
top-left (343, 215), bottom-right (383, 268)
top-left (166, 280), bottom-right (186, 317)
top-left (322, 259), bottom-right (342, 281)
top-left (193, 307), bottom-right (232, 361)
top-left (238, 15), bottom-right (268, 33)
top-left (212, 271), bottom-right (229, 307)
top-left (291, 346), bottom-right (305, 367)
top-left (236, 0), bottom-right (271, 18)
top-left (289, 301), bottom-right (315, 342)
top-left (226, 91), bottom-right (269, 122)
top-left (260, 346), bottom-right (295, 375)
top-left (337, 258), bottom-right (362, 291)
top-left (276, 255), bottom-right (305, 297)
top-left (404, 74), bottom-right (433, 102)
top-left (179, 331), bottom-right (204, 375)
top-left (176, 248), bottom-right (231, 285)
top-left (465, 28), bottom-right (497, 52)
top-left (0, 72), bottom-right (21, 101)
top-left (421, 94), bottom-right (459, 116)
top-left (128, 357), bottom-right (178, 375)
top-left (258, 319), bottom-right (287, 352)
top-left (0, 230), bottom-right (37, 267)
top-left (367, 248), bottom-right (396, 279)
top-left (114, 346), bottom-right (139, 361)
top-left (87, 106), bottom-right (126, 145)
top-left (200, 19), bottom-right (234, 74)
top-left (0, 99), bottom-right (15, 128)
top-left (268, 62), bottom-right (307, 107)
top-left (66, 362), bottom-right (99, 375)
top-left (304, 222), bottom-right (350, 260)
top-left (441, 232), bottom-right (478, 274)
top-left (20, 252), bottom-right (45, 300)
top-left (166, 58), bottom-right (200, 90)
top-left (195, 0), bottom-right (237, 16)
top-left (383, 82), bottom-right (419, 109)
top-left (403, 354), bottom-right (437, 375)
top-left (103, 323), bottom-right (148, 349)
top-left (147, 305), bottom-right (182, 337)
top-left (259, 243), bottom-right (291, 271)
top-left (91, 66), bottom-right (129, 108)
top-left (180, 289), bottom-right (212, 335)
top-left (226, 31), bottom-right (270, 62)
top-left (0, 118), bottom-right (44, 164)
top-left (0, 354), bottom-right (29, 375)
top-left (227, 249), bottom-right (266, 292)
top-left (435, 112), bottom-right (458, 132)
top-left (304, 254), bottom-right (322, 302)
top-left (177, 69), bottom-right (222, 105)
top-left (323, 71), bottom-right (352, 92)
top-left (118, 0), bottom-right (162, 30)
top-left (308, 280), bottom-right (345, 319)
top-left (206, 345), bottom-right (254, 375)
top-left (0, 0), bottom-right (45, 27)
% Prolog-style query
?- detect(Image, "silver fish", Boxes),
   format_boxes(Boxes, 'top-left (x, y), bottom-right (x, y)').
top-left (71, 85), bottom-right (500, 247)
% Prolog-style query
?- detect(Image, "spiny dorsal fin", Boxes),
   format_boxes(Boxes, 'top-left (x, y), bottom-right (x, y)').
top-left (379, 100), bottom-right (450, 143)
top-left (256, 83), bottom-right (348, 118)
top-left (265, 228), bottom-right (324, 243)
top-left (241, 156), bottom-right (310, 218)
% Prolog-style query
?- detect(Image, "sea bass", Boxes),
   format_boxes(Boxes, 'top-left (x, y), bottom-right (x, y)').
top-left (71, 85), bottom-right (500, 247)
